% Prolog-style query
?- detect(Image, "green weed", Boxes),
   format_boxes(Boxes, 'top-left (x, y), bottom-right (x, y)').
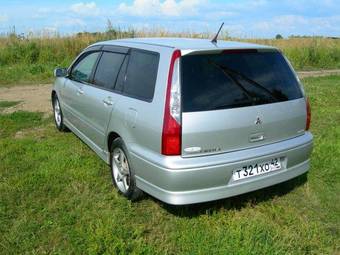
top-left (0, 100), bottom-right (20, 110)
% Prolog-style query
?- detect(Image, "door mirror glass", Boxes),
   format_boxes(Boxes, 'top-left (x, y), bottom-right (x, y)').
top-left (54, 68), bottom-right (68, 77)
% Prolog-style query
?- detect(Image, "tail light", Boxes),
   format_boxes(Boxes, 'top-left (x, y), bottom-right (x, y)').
top-left (306, 97), bottom-right (311, 130)
top-left (162, 50), bottom-right (182, 155)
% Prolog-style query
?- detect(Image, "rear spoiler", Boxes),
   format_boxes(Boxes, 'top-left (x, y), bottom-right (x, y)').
top-left (181, 47), bottom-right (278, 56)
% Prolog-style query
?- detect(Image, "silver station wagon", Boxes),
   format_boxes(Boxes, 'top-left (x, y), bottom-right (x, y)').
top-left (52, 38), bottom-right (313, 205)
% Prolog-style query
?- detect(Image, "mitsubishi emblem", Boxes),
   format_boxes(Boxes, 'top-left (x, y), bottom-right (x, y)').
top-left (255, 116), bottom-right (262, 125)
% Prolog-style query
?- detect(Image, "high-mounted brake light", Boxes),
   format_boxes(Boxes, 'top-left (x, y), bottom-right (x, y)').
top-left (222, 49), bottom-right (258, 54)
top-left (162, 50), bottom-right (182, 155)
top-left (306, 97), bottom-right (311, 131)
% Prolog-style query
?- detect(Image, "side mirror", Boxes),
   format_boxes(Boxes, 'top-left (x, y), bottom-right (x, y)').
top-left (54, 68), bottom-right (68, 78)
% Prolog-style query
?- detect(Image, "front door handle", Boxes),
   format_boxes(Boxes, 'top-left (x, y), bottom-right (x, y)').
top-left (103, 98), bottom-right (113, 106)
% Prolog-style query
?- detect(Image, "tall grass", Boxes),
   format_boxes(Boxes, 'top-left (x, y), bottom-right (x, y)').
top-left (0, 29), bottom-right (340, 85)
top-left (247, 37), bottom-right (340, 70)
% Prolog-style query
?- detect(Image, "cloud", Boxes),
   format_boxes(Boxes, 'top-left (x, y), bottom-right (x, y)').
top-left (0, 14), bottom-right (8, 23)
top-left (248, 14), bottom-right (340, 37)
top-left (32, 7), bottom-right (53, 18)
top-left (37, 7), bottom-right (52, 14)
top-left (118, 0), bottom-right (204, 17)
top-left (70, 2), bottom-right (99, 16)
top-left (54, 18), bottom-right (86, 28)
top-left (1, 0), bottom-right (340, 37)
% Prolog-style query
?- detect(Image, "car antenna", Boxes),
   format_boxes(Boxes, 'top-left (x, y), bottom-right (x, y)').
top-left (211, 22), bottom-right (224, 44)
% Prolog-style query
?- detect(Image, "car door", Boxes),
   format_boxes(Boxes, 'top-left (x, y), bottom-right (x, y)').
top-left (61, 51), bottom-right (101, 131)
top-left (76, 47), bottom-right (128, 149)
top-left (112, 48), bottom-right (160, 152)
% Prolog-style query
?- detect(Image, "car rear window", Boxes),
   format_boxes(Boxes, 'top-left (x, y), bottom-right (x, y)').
top-left (123, 49), bottom-right (159, 101)
top-left (181, 50), bottom-right (303, 112)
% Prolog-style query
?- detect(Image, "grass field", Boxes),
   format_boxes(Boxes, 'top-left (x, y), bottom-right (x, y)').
top-left (1, 31), bottom-right (340, 86)
top-left (0, 75), bottom-right (339, 254)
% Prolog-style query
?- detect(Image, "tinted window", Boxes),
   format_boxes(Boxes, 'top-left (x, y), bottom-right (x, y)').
top-left (123, 49), bottom-right (159, 101)
top-left (181, 51), bottom-right (303, 112)
top-left (71, 52), bottom-right (100, 83)
top-left (115, 54), bottom-right (129, 92)
top-left (93, 52), bottom-right (126, 90)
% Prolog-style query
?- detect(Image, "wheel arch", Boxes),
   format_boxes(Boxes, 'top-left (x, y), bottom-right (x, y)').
top-left (107, 131), bottom-right (121, 153)
top-left (51, 90), bottom-right (57, 101)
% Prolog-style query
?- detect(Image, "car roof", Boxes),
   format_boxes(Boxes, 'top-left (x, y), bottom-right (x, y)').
top-left (92, 38), bottom-right (276, 51)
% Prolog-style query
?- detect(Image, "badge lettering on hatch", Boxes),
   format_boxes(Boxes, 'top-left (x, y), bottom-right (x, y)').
top-left (184, 147), bottom-right (221, 154)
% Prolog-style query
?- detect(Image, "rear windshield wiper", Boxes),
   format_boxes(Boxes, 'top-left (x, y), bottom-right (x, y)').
top-left (209, 60), bottom-right (280, 102)
top-left (208, 60), bottom-right (258, 104)
top-left (211, 101), bottom-right (253, 110)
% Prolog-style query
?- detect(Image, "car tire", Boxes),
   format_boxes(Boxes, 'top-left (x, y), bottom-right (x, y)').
top-left (110, 138), bottom-right (143, 201)
top-left (52, 96), bottom-right (68, 132)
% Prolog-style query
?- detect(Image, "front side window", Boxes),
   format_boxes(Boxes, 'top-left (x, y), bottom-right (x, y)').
top-left (71, 52), bottom-right (100, 83)
top-left (93, 52), bottom-right (126, 90)
top-left (123, 49), bottom-right (159, 101)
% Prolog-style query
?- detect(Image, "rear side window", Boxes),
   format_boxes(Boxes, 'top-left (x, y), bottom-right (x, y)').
top-left (123, 49), bottom-right (159, 101)
top-left (93, 52), bottom-right (126, 90)
top-left (115, 55), bottom-right (129, 92)
top-left (181, 51), bottom-right (303, 112)
top-left (71, 52), bottom-right (100, 83)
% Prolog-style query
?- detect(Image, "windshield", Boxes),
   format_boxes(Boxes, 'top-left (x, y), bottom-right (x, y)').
top-left (181, 50), bottom-right (303, 112)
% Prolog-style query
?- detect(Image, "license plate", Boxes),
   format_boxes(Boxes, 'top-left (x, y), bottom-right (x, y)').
top-left (232, 158), bottom-right (281, 181)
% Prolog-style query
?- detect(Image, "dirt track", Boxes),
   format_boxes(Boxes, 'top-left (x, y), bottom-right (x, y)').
top-left (0, 69), bottom-right (339, 114)
top-left (297, 69), bottom-right (340, 78)
top-left (0, 84), bottom-right (52, 114)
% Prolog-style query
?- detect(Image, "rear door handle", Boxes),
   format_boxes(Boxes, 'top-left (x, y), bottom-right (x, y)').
top-left (103, 98), bottom-right (113, 106)
top-left (77, 88), bottom-right (84, 95)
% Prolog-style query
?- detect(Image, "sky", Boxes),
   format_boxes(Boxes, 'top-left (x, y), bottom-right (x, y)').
top-left (0, 0), bottom-right (339, 38)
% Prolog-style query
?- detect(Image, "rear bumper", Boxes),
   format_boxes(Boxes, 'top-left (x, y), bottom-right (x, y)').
top-left (130, 132), bottom-right (313, 205)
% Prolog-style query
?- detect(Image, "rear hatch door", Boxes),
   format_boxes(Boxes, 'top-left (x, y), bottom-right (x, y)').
top-left (181, 49), bottom-right (306, 157)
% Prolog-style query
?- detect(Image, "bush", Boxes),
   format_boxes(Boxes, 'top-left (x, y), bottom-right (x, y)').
top-left (275, 34), bottom-right (283, 39)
